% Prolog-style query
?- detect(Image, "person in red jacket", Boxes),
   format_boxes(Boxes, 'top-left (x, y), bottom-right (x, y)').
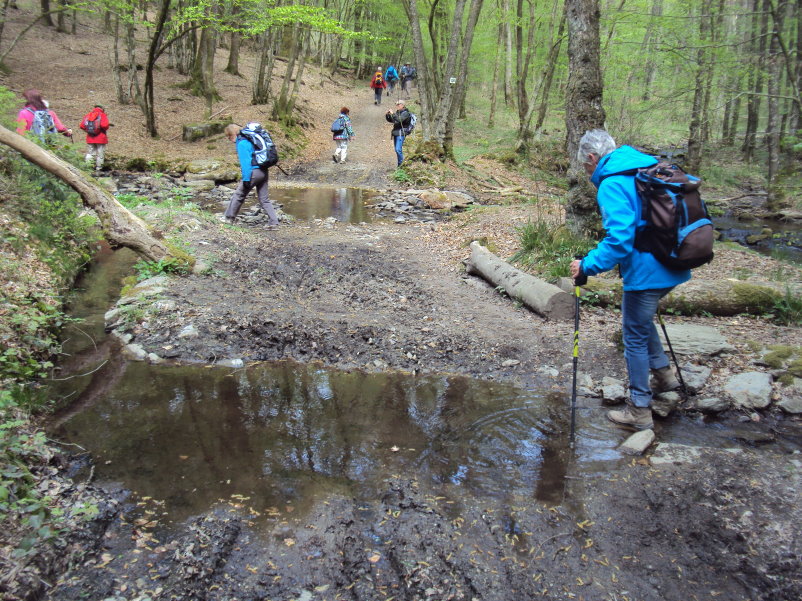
top-left (79, 104), bottom-right (110, 171)
top-left (370, 71), bottom-right (387, 105)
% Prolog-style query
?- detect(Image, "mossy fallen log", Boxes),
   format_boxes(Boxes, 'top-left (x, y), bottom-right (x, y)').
top-left (554, 275), bottom-right (798, 316)
top-left (466, 241), bottom-right (574, 320)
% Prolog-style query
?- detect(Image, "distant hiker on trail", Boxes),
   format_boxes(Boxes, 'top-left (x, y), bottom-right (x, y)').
top-left (385, 99), bottom-right (412, 167)
top-left (385, 65), bottom-right (399, 95)
top-left (79, 104), bottom-right (110, 171)
top-left (570, 129), bottom-right (688, 432)
top-left (400, 63), bottom-right (416, 94)
top-left (16, 89), bottom-right (72, 142)
top-left (221, 123), bottom-right (280, 229)
top-left (331, 107), bottom-right (355, 164)
top-left (370, 70), bottom-right (387, 105)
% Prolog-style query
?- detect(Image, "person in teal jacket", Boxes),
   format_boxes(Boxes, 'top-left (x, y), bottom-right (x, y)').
top-left (570, 129), bottom-right (689, 431)
top-left (222, 123), bottom-right (279, 228)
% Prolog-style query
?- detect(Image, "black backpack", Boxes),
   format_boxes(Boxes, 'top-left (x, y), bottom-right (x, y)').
top-left (627, 163), bottom-right (714, 270)
top-left (239, 123), bottom-right (278, 169)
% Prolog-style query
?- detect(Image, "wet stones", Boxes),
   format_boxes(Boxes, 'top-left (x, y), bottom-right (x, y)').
top-left (369, 188), bottom-right (475, 223)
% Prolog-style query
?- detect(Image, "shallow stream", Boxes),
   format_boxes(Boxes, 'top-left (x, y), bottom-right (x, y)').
top-left (46, 216), bottom-right (799, 532)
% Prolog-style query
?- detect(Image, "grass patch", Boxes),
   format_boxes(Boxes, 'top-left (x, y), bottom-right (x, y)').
top-left (510, 220), bottom-right (594, 279)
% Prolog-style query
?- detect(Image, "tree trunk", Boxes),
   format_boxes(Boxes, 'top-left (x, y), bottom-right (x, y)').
top-left (143, 0), bottom-right (171, 137)
top-left (40, 0), bottom-right (53, 27)
top-left (252, 30), bottom-right (275, 105)
top-left (112, 15), bottom-right (128, 104)
top-left (0, 125), bottom-right (172, 262)
top-left (466, 242), bottom-right (574, 320)
top-left (443, 0), bottom-right (484, 156)
top-left (0, 0), bottom-right (13, 52)
top-left (488, 24), bottom-right (502, 128)
top-left (766, 0), bottom-right (783, 208)
top-left (224, 31), bottom-right (241, 75)
top-left (564, 0), bottom-right (606, 236)
top-left (533, 3), bottom-right (567, 132)
top-left (272, 24), bottom-right (301, 123)
top-left (742, 0), bottom-right (768, 161)
top-left (503, 0), bottom-right (513, 107)
top-left (687, 1), bottom-right (712, 174)
top-left (404, 0), bottom-right (433, 138)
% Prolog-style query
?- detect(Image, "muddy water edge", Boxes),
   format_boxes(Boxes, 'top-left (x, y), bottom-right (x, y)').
top-left (42, 232), bottom-right (802, 601)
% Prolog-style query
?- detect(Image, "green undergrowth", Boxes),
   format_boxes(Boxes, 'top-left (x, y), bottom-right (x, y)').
top-left (0, 84), bottom-right (104, 561)
top-left (511, 219), bottom-right (594, 279)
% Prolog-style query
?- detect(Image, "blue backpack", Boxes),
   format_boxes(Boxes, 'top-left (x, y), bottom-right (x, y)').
top-left (331, 117), bottom-right (345, 134)
top-left (239, 123), bottom-right (278, 169)
top-left (26, 107), bottom-right (56, 141)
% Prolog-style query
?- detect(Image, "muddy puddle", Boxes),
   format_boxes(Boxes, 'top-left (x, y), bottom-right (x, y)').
top-left (47, 237), bottom-right (799, 539)
top-left (271, 187), bottom-right (376, 223)
top-left (49, 360), bottom-right (576, 526)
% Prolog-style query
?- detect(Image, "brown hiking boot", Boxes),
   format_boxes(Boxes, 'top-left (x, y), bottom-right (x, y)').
top-left (607, 404), bottom-right (653, 430)
top-left (651, 366), bottom-right (680, 393)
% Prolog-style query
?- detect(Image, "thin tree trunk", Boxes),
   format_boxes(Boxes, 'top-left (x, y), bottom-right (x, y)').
top-left (766, 0), bottom-right (783, 208)
top-left (687, 1), bottom-right (712, 173)
top-left (272, 24), bottom-right (300, 122)
top-left (489, 22), bottom-right (502, 128)
top-left (0, 125), bottom-right (172, 262)
top-left (565, 0), bottom-right (606, 236)
top-left (533, 2), bottom-right (567, 132)
top-left (252, 30), bottom-right (275, 105)
top-left (503, 0), bottom-right (513, 106)
top-left (743, 0), bottom-right (768, 161)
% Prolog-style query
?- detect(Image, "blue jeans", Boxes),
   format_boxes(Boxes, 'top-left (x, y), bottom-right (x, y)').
top-left (393, 135), bottom-right (405, 166)
top-left (622, 288), bottom-right (673, 408)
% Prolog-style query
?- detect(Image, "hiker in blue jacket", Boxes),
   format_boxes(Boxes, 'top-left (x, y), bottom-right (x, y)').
top-left (385, 65), bottom-right (399, 95)
top-left (222, 123), bottom-right (280, 228)
top-left (570, 129), bottom-right (689, 431)
top-left (332, 107), bottom-right (355, 164)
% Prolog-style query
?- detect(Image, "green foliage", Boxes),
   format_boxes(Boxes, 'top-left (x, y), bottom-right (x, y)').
top-left (770, 288), bottom-right (802, 326)
top-left (392, 167), bottom-right (411, 183)
top-left (133, 257), bottom-right (190, 281)
top-left (510, 220), bottom-right (594, 278)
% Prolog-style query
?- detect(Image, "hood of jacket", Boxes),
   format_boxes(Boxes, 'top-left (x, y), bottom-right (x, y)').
top-left (590, 145), bottom-right (657, 188)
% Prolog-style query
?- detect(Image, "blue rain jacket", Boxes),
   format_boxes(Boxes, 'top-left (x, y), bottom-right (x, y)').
top-left (236, 136), bottom-right (256, 182)
top-left (581, 145), bottom-right (691, 291)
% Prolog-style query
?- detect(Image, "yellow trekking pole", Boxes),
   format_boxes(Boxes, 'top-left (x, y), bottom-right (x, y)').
top-left (570, 255), bottom-right (586, 449)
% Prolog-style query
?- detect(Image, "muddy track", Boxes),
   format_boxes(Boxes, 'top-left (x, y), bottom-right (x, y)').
top-left (43, 210), bottom-right (802, 601)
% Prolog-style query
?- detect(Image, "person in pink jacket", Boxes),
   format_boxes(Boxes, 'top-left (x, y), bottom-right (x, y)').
top-left (16, 89), bottom-right (72, 141)
top-left (79, 105), bottom-right (110, 171)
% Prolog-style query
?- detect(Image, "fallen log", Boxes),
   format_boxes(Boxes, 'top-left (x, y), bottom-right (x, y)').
top-left (553, 276), bottom-right (799, 316)
top-left (466, 241), bottom-right (574, 320)
top-left (0, 124), bottom-right (173, 262)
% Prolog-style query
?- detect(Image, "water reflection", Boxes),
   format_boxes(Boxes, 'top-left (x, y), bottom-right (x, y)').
top-left (273, 187), bottom-right (376, 224)
top-left (50, 361), bottom-right (564, 522)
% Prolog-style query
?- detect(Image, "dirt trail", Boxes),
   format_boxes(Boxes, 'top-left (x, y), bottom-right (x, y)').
top-left (1, 8), bottom-right (800, 601)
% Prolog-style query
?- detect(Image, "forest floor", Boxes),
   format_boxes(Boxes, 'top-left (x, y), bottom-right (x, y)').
top-left (1, 5), bottom-right (801, 601)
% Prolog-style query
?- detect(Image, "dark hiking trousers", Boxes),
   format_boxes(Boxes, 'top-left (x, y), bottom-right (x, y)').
top-left (224, 168), bottom-right (279, 225)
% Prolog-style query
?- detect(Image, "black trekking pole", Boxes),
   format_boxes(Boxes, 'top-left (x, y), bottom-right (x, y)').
top-left (275, 164), bottom-right (289, 176)
top-left (656, 310), bottom-right (688, 398)
top-left (569, 256), bottom-right (586, 449)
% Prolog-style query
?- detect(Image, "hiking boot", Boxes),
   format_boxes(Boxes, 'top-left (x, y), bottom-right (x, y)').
top-left (332, 153), bottom-right (338, 163)
top-left (652, 366), bottom-right (680, 393)
top-left (218, 215), bottom-right (235, 225)
top-left (607, 404), bottom-right (653, 430)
